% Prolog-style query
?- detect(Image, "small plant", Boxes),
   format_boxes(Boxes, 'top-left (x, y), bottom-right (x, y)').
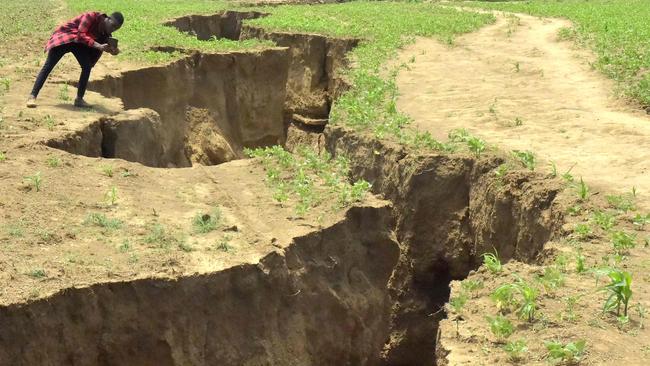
top-left (606, 194), bottom-right (636, 212)
top-left (482, 250), bottom-right (502, 273)
top-left (448, 128), bottom-right (471, 142)
top-left (611, 231), bottom-right (636, 255)
top-left (101, 164), bottom-right (114, 177)
top-left (513, 62), bottom-right (520, 73)
top-left (216, 235), bottom-right (234, 252)
top-left (574, 223), bottom-right (592, 240)
top-left (538, 267), bottom-right (565, 293)
top-left (512, 150), bottom-right (535, 171)
top-left (575, 252), bottom-right (587, 273)
top-left (144, 223), bottom-right (178, 249)
top-left (632, 213), bottom-right (650, 230)
top-left (46, 156), bottom-right (60, 167)
top-left (84, 212), bottom-right (122, 230)
top-left (515, 280), bottom-right (538, 322)
top-left (576, 177), bottom-right (589, 201)
top-left (59, 84), bottom-right (71, 101)
top-left (449, 292), bottom-right (469, 314)
top-left (513, 116), bottom-right (523, 126)
top-left (25, 172), bottom-right (42, 192)
top-left (545, 340), bottom-right (586, 364)
top-left (491, 283), bottom-right (518, 313)
top-left (118, 239), bottom-right (131, 253)
top-left (549, 161), bottom-right (558, 178)
top-left (602, 269), bottom-right (633, 316)
top-left (592, 210), bottom-right (616, 231)
top-left (0, 152), bottom-right (6, 162)
top-left (192, 207), bottom-right (221, 234)
top-left (105, 186), bottom-right (118, 206)
top-left (461, 279), bottom-right (484, 297)
top-left (178, 240), bottom-right (194, 252)
top-left (635, 303), bottom-right (646, 329)
top-left (0, 77), bottom-right (10, 93)
top-left (486, 315), bottom-right (514, 341)
top-left (467, 136), bottom-right (486, 157)
top-left (27, 269), bottom-right (47, 279)
top-left (561, 295), bottom-right (582, 322)
top-left (566, 205), bottom-right (581, 216)
top-left (494, 163), bottom-right (509, 180)
top-left (43, 115), bottom-right (55, 130)
top-left (503, 339), bottom-right (528, 362)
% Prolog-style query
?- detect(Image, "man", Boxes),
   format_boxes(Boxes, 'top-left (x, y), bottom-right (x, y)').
top-left (27, 11), bottom-right (124, 108)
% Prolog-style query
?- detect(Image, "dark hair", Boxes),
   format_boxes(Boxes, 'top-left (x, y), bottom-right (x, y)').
top-left (111, 12), bottom-right (124, 26)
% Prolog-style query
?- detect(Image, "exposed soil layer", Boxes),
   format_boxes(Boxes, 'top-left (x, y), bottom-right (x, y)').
top-left (0, 201), bottom-right (399, 366)
top-left (324, 125), bottom-right (566, 365)
top-left (48, 48), bottom-right (289, 167)
top-left (164, 11), bottom-right (268, 41)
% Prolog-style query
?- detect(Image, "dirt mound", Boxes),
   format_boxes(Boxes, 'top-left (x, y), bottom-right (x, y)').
top-left (184, 107), bottom-right (239, 165)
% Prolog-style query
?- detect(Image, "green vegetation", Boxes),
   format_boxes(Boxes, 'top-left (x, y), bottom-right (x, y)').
top-left (58, 85), bottom-right (71, 102)
top-left (46, 156), bottom-right (61, 168)
top-left (245, 145), bottom-right (372, 216)
top-left (545, 339), bottom-right (586, 365)
top-left (503, 339), bottom-right (528, 362)
top-left (216, 235), bottom-right (234, 253)
top-left (105, 186), bottom-right (118, 206)
top-left (482, 250), bottom-right (502, 274)
top-left (602, 269), bottom-right (633, 317)
top-left (0, 1), bottom-right (57, 55)
top-left (512, 150), bottom-right (536, 171)
top-left (592, 210), bottom-right (616, 231)
top-left (611, 231), bottom-right (636, 255)
top-left (467, 0), bottom-right (650, 105)
top-left (144, 222), bottom-right (182, 249)
top-left (577, 177), bottom-right (589, 201)
top-left (84, 212), bottom-right (122, 230)
top-left (26, 269), bottom-right (47, 279)
top-left (449, 292), bottom-right (469, 314)
top-left (192, 208), bottom-right (222, 234)
top-left (25, 172), bottom-right (42, 192)
top-left (101, 165), bottom-right (114, 178)
top-left (606, 193), bottom-right (636, 213)
top-left (486, 315), bottom-right (514, 341)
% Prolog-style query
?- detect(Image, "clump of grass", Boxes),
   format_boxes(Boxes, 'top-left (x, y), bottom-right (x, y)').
top-left (84, 212), bottom-right (122, 230)
top-left (592, 210), bottom-right (616, 231)
top-left (216, 235), bottom-right (234, 253)
top-left (58, 84), bottom-right (70, 102)
top-left (43, 115), bottom-right (56, 130)
top-left (576, 177), bottom-right (589, 201)
top-left (537, 267), bottom-right (565, 293)
top-left (606, 193), bottom-right (636, 213)
top-left (467, 136), bottom-right (486, 157)
top-left (449, 292), bottom-right (469, 314)
top-left (46, 156), bottom-right (60, 168)
top-left (144, 222), bottom-right (179, 249)
top-left (461, 279), bottom-right (484, 297)
top-left (101, 164), bottom-right (114, 177)
top-left (482, 249), bottom-right (502, 273)
top-left (24, 172), bottom-right (42, 192)
top-left (512, 150), bottom-right (536, 171)
top-left (0, 152), bottom-right (6, 162)
top-left (26, 269), bottom-right (47, 279)
top-left (574, 223), bottom-right (592, 241)
top-left (632, 213), bottom-right (650, 230)
top-left (611, 231), bottom-right (636, 255)
top-left (105, 186), bottom-right (118, 206)
top-left (192, 207), bottom-right (222, 234)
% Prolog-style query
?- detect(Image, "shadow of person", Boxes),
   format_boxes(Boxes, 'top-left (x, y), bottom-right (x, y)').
top-left (53, 103), bottom-right (115, 114)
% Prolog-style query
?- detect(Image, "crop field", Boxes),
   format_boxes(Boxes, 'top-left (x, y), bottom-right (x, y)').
top-left (0, 0), bottom-right (649, 364)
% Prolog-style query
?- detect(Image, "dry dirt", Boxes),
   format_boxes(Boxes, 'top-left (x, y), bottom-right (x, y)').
top-left (396, 10), bottom-right (650, 210)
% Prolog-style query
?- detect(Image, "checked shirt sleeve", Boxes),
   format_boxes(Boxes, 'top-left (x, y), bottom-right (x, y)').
top-left (76, 12), bottom-right (99, 47)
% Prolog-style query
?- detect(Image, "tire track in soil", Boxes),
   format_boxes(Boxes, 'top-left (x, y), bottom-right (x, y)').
top-left (396, 10), bottom-right (650, 210)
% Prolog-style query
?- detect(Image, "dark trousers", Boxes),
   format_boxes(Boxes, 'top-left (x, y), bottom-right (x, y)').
top-left (31, 43), bottom-right (94, 99)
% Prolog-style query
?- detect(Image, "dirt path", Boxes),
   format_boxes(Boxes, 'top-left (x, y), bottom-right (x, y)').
top-left (396, 10), bottom-right (650, 210)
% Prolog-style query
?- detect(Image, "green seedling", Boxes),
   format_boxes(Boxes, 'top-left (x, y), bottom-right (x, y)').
top-left (105, 186), bottom-right (118, 206)
top-left (577, 177), bottom-right (589, 201)
top-left (448, 128), bottom-right (471, 143)
top-left (46, 156), bottom-right (60, 167)
top-left (606, 194), bottom-right (636, 213)
top-left (512, 150), bottom-right (536, 171)
top-left (461, 279), bottom-right (484, 297)
top-left (0, 152), bottom-right (7, 162)
top-left (0, 77), bottom-right (10, 93)
top-left (574, 223), bottom-right (592, 240)
top-left (43, 115), bottom-right (55, 130)
top-left (549, 161), bottom-right (558, 178)
top-left (503, 339), bottom-right (527, 362)
top-left (482, 250), bottom-right (502, 273)
top-left (494, 163), bottom-right (509, 180)
top-left (632, 213), bottom-right (650, 230)
top-left (102, 164), bottom-right (114, 177)
top-left (449, 292), bottom-right (469, 314)
top-left (513, 62), bottom-right (520, 73)
top-left (491, 283), bottom-right (518, 313)
top-left (561, 295), bottom-right (582, 322)
top-left (545, 340), bottom-right (586, 364)
top-left (192, 207), bottom-right (221, 234)
top-left (486, 315), bottom-right (514, 341)
top-left (118, 239), bottom-right (131, 253)
top-left (515, 280), bottom-right (538, 322)
top-left (635, 303), bottom-right (646, 329)
top-left (611, 231), bottom-right (636, 255)
top-left (538, 267), bottom-right (565, 293)
top-left (178, 240), bottom-right (193, 252)
top-left (592, 210), bottom-right (616, 231)
top-left (58, 84), bottom-right (70, 102)
top-left (25, 172), bottom-right (42, 192)
top-left (216, 235), bottom-right (234, 252)
top-left (602, 269), bottom-right (633, 316)
top-left (576, 252), bottom-right (587, 274)
top-left (467, 136), bottom-right (486, 157)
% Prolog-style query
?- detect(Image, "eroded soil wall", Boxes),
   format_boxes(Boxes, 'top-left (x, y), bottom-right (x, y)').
top-left (325, 125), bottom-right (564, 365)
top-left (86, 48), bottom-right (289, 167)
top-left (0, 205), bottom-right (399, 366)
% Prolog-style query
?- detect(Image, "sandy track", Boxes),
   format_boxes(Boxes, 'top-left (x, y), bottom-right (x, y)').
top-left (396, 11), bottom-right (650, 209)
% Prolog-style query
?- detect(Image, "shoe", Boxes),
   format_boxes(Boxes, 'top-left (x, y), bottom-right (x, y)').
top-left (26, 96), bottom-right (37, 108)
top-left (74, 98), bottom-right (92, 108)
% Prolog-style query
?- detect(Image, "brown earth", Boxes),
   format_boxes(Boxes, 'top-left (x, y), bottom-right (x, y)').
top-left (396, 10), bottom-right (650, 210)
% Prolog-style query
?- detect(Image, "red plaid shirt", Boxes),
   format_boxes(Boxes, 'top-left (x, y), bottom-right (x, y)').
top-left (45, 12), bottom-right (111, 66)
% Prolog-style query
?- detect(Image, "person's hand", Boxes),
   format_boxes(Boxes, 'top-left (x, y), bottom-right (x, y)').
top-left (97, 43), bottom-right (110, 52)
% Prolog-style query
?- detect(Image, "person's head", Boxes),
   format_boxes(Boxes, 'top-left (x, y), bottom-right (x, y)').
top-left (104, 12), bottom-right (124, 33)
